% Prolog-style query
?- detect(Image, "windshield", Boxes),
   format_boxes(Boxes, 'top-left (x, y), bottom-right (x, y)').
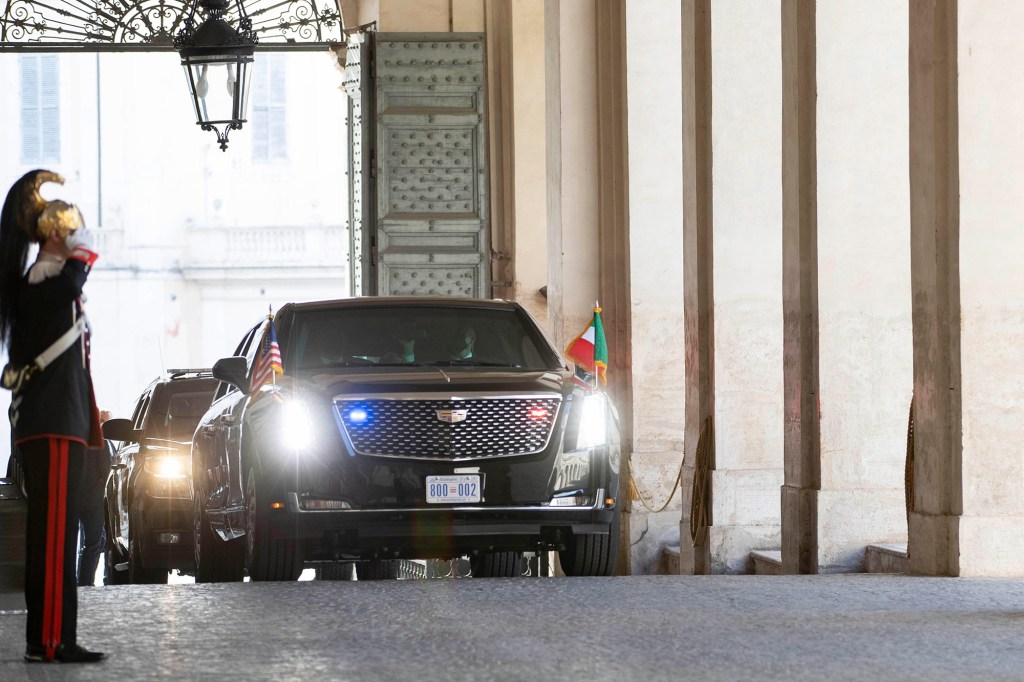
top-left (144, 381), bottom-right (218, 441)
top-left (288, 306), bottom-right (560, 371)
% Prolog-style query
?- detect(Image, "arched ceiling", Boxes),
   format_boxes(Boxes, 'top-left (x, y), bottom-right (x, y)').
top-left (0, 0), bottom-right (345, 50)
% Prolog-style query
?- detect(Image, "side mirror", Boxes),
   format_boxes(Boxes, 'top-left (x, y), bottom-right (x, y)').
top-left (213, 356), bottom-right (249, 393)
top-left (103, 418), bottom-right (142, 443)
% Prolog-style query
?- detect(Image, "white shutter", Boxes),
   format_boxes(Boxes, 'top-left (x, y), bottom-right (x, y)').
top-left (40, 56), bottom-right (60, 162)
top-left (251, 55), bottom-right (286, 161)
top-left (251, 56), bottom-right (269, 160)
top-left (20, 56), bottom-right (40, 163)
top-left (19, 55), bottom-right (60, 164)
top-left (269, 56), bottom-right (287, 160)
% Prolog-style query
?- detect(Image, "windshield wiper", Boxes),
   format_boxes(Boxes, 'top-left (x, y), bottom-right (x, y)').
top-left (427, 359), bottom-right (512, 367)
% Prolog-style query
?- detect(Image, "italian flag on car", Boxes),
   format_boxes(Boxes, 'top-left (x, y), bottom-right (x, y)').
top-left (565, 305), bottom-right (608, 386)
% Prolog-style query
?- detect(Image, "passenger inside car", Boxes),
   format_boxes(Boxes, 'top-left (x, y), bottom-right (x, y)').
top-left (311, 327), bottom-right (349, 366)
top-left (447, 326), bottom-right (477, 360)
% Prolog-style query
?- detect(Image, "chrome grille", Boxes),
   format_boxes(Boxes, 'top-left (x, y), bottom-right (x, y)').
top-left (335, 396), bottom-right (562, 461)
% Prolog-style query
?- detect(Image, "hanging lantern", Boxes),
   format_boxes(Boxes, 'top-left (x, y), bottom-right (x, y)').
top-left (174, 0), bottom-right (258, 151)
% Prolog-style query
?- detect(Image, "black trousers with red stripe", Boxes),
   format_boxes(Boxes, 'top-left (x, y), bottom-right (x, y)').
top-left (20, 437), bottom-right (85, 654)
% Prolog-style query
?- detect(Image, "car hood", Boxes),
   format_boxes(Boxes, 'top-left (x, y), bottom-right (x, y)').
top-left (138, 437), bottom-right (193, 453)
top-left (299, 368), bottom-right (572, 399)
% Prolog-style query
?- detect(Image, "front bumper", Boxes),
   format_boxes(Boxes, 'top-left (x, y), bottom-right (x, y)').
top-left (133, 488), bottom-right (194, 570)
top-left (278, 493), bottom-right (617, 560)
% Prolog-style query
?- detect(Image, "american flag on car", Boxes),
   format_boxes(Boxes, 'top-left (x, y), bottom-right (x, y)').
top-left (251, 317), bottom-right (283, 392)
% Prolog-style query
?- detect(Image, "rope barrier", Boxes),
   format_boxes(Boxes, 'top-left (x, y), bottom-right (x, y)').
top-left (624, 416), bottom-right (712, 550)
top-left (628, 457), bottom-right (684, 515)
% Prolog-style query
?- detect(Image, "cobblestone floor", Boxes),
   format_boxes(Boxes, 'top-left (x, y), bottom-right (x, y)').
top-left (1, 574), bottom-right (1023, 681)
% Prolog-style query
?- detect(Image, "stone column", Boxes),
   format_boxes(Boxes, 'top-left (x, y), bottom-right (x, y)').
top-left (780, 0), bottom-right (819, 574)
top-left (709, 1), bottom-right (784, 574)
top-left (509, 0), bottom-right (549, 326)
top-left (679, 0), bottom-right (714, 575)
top-left (545, 0), bottom-right (600, 347)
top-left (545, 0), bottom-right (632, 574)
top-left (907, 0), bottom-right (961, 577)
top-left (485, 0), bottom-right (516, 301)
top-left (595, 0), bottom-right (633, 574)
top-left (782, 0), bottom-right (912, 574)
top-left (624, 0), bottom-right (686, 574)
top-left (955, 0), bottom-right (1024, 576)
top-left (909, 0), bottom-right (1024, 577)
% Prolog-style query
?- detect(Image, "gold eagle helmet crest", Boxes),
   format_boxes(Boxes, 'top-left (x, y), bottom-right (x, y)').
top-left (23, 171), bottom-right (84, 243)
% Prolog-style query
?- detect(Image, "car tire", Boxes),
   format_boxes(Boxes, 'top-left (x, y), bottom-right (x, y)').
top-left (128, 520), bottom-right (167, 584)
top-left (558, 509), bottom-right (621, 577)
top-left (317, 562), bottom-right (356, 581)
top-left (103, 493), bottom-right (128, 585)
top-left (245, 465), bottom-right (303, 581)
top-left (355, 559), bottom-right (400, 581)
top-left (470, 551), bottom-right (522, 578)
top-left (194, 492), bottom-right (244, 583)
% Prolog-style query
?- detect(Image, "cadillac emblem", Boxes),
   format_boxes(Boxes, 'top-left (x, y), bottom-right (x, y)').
top-left (436, 408), bottom-right (469, 424)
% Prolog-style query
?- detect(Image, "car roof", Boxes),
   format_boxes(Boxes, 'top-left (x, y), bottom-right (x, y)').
top-left (283, 296), bottom-right (521, 314)
top-left (142, 371), bottom-right (216, 395)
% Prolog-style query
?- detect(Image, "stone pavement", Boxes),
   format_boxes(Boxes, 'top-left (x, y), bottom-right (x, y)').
top-left (1, 574), bottom-right (1023, 681)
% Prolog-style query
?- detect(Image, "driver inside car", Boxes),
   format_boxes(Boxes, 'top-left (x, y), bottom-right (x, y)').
top-left (448, 327), bottom-right (477, 361)
top-left (379, 323), bottom-right (423, 364)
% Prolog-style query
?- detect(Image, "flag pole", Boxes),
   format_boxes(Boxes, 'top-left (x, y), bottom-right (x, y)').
top-left (592, 300), bottom-right (600, 391)
top-left (268, 303), bottom-right (276, 390)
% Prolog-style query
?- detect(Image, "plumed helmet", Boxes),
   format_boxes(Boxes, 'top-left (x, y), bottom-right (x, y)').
top-left (7, 170), bottom-right (83, 243)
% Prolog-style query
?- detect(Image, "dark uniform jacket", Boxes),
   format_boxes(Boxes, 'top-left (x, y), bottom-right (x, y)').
top-left (8, 257), bottom-right (101, 447)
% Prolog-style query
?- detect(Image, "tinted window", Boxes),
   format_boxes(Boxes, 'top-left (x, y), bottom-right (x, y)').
top-left (287, 306), bottom-right (559, 371)
top-left (144, 381), bottom-right (218, 440)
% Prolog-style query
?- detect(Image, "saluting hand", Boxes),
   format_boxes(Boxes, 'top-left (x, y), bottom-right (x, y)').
top-left (66, 229), bottom-right (99, 267)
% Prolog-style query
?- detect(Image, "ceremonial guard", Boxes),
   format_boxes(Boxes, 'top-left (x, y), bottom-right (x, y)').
top-left (0, 170), bottom-right (106, 663)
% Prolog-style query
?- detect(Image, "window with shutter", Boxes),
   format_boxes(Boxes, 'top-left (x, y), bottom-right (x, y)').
top-left (20, 55), bottom-right (61, 164)
top-left (251, 54), bottom-right (287, 162)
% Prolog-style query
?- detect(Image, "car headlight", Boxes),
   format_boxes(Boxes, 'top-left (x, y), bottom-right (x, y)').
top-left (145, 455), bottom-right (189, 479)
top-left (282, 399), bottom-right (314, 451)
top-left (576, 392), bottom-right (608, 450)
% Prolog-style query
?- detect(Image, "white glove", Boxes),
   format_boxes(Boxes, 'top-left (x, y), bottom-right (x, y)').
top-left (66, 228), bottom-right (99, 267)
top-left (65, 228), bottom-right (95, 252)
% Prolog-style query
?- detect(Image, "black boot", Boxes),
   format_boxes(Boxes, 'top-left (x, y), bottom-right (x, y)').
top-left (25, 643), bottom-right (107, 663)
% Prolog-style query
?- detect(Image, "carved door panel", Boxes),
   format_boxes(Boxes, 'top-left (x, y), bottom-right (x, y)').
top-left (372, 33), bottom-right (490, 297)
top-left (344, 33), bottom-right (375, 296)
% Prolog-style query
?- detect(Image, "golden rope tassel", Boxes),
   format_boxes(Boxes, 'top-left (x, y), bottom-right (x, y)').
top-left (689, 416), bottom-right (712, 548)
top-left (904, 393), bottom-right (915, 556)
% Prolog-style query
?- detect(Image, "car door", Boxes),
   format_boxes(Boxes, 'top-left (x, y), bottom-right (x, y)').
top-left (195, 322), bottom-right (261, 528)
top-left (112, 390), bottom-right (151, 555)
top-left (223, 319), bottom-right (272, 534)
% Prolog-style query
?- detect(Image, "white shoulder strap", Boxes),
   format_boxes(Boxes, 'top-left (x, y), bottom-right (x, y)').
top-left (35, 315), bottom-right (87, 371)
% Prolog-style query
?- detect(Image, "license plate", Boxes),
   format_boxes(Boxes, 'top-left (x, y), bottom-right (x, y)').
top-left (426, 475), bottom-right (481, 504)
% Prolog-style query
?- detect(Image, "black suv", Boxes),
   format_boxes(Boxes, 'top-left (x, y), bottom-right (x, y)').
top-left (192, 297), bottom-right (622, 582)
top-left (103, 370), bottom-right (218, 584)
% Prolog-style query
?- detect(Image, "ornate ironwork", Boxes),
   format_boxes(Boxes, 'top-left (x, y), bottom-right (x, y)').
top-left (1, 0), bottom-right (344, 49)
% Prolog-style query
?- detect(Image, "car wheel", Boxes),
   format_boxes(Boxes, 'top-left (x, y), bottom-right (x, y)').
top-left (355, 560), bottom-right (400, 581)
top-left (103, 495), bottom-right (128, 585)
top-left (317, 562), bottom-right (356, 581)
top-left (245, 465), bottom-right (302, 581)
top-left (128, 520), bottom-right (167, 585)
top-left (558, 509), bottom-right (621, 577)
top-left (194, 491), bottom-right (244, 583)
top-left (470, 551), bottom-right (522, 578)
